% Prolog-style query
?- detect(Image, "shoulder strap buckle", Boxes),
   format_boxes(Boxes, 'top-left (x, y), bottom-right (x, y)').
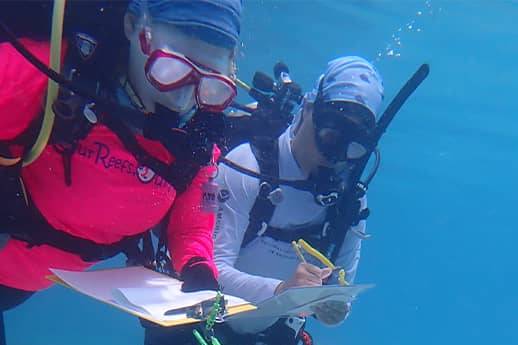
top-left (315, 192), bottom-right (339, 207)
top-left (267, 187), bottom-right (284, 205)
top-left (257, 222), bottom-right (268, 237)
top-left (259, 181), bottom-right (273, 197)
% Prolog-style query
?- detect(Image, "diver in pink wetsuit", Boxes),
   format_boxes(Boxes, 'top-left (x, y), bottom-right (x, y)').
top-left (0, 1), bottom-right (242, 344)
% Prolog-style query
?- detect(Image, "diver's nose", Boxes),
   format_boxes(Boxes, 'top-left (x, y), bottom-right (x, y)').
top-left (164, 84), bottom-right (196, 114)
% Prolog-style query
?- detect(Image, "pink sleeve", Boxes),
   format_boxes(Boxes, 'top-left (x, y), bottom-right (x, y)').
top-left (0, 39), bottom-right (51, 141)
top-left (167, 146), bottom-right (221, 277)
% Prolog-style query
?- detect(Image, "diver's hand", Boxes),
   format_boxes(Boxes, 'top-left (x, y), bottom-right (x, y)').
top-left (180, 257), bottom-right (219, 292)
top-left (312, 300), bottom-right (350, 326)
top-left (275, 263), bottom-right (332, 295)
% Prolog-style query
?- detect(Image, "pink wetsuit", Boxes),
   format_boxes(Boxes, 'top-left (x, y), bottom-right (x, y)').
top-left (0, 39), bottom-right (218, 291)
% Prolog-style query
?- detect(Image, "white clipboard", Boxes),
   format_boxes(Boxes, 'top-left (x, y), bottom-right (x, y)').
top-left (48, 266), bottom-right (256, 327)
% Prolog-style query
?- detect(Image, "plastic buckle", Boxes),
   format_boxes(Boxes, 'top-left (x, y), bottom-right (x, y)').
top-left (355, 182), bottom-right (367, 198)
top-left (83, 103), bottom-right (98, 124)
top-left (315, 192), bottom-right (339, 207)
top-left (267, 187), bottom-right (284, 205)
top-left (257, 222), bottom-right (268, 236)
top-left (259, 181), bottom-right (273, 197)
top-left (284, 316), bottom-right (305, 335)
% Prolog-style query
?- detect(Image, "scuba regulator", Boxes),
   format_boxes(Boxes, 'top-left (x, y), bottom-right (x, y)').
top-left (225, 62), bottom-right (303, 151)
top-left (248, 61), bottom-right (304, 124)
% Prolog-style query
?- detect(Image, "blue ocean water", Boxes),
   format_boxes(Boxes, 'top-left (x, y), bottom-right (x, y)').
top-left (6, 1), bottom-right (518, 344)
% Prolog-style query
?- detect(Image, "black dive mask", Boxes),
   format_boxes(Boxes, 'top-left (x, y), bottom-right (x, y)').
top-left (313, 101), bottom-right (375, 165)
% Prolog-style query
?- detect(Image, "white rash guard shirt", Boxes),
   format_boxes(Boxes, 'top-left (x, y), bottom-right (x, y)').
top-left (214, 129), bottom-right (368, 334)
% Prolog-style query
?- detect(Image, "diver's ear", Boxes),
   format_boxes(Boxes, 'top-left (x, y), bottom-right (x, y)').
top-left (124, 13), bottom-right (138, 40)
top-left (302, 99), bottom-right (314, 122)
top-left (229, 58), bottom-right (237, 79)
top-left (224, 46), bottom-right (238, 77)
top-left (292, 99), bottom-right (312, 136)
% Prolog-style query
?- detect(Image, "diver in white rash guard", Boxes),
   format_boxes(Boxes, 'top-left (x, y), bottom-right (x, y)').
top-left (214, 56), bottom-right (385, 345)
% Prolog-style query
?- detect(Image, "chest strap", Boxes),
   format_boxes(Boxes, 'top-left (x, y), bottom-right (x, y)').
top-left (241, 138), bottom-right (279, 249)
top-left (258, 223), bottom-right (331, 248)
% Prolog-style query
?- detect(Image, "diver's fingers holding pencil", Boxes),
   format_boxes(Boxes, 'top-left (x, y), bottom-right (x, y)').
top-left (275, 263), bottom-right (326, 294)
top-left (300, 263), bottom-right (325, 279)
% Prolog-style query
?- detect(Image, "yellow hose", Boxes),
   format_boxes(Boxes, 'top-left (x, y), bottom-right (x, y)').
top-left (0, 156), bottom-right (21, 166)
top-left (23, 0), bottom-right (66, 166)
top-left (235, 78), bottom-right (251, 92)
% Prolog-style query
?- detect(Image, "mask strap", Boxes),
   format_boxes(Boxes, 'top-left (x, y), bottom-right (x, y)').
top-left (313, 75), bottom-right (325, 108)
top-left (139, 27), bottom-right (152, 55)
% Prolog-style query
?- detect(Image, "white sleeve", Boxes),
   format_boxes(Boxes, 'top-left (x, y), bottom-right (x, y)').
top-left (214, 145), bottom-right (283, 305)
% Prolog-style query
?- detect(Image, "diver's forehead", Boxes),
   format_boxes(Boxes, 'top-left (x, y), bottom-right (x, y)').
top-left (151, 23), bottom-right (232, 75)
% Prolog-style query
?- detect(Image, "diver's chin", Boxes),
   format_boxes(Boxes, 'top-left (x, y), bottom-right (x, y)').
top-left (320, 160), bottom-right (336, 168)
top-left (154, 101), bottom-right (194, 115)
top-left (178, 107), bottom-right (197, 125)
top-left (158, 103), bottom-right (183, 114)
top-left (162, 94), bottom-right (196, 114)
top-left (333, 161), bottom-right (349, 173)
top-left (161, 106), bottom-right (197, 129)
top-left (319, 153), bottom-right (341, 168)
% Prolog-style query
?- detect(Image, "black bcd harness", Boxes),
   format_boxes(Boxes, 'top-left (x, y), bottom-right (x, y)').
top-left (240, 137), bottom-right (370, 262)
